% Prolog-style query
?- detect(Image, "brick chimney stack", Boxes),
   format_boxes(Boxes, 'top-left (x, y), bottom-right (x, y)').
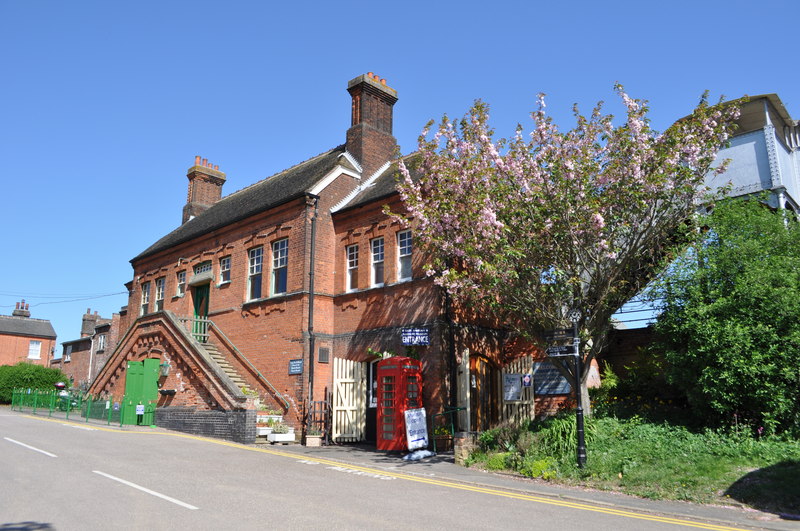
top-left (81, 308), bottom-right (100, 337)
top-left (12, 299), bottom-right (31, 318)
top-left (346, 73), bottom-right (398, 178)
top-left (182, 156), bottom-right (226, 223)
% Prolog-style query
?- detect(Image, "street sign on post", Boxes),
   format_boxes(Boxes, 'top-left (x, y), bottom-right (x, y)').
top-left (543, 328), bottom-right (574, 341)
top-left (545, 345), bottom-right (577, 356)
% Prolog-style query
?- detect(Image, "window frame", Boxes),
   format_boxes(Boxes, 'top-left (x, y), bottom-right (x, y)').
top-left (346, 244), bottom-right (359, 292)
top-left (248, 246), bottom-right (264, 300)
top-left (96, 333), bottom-right (106, 352)
top-left (397, 230), bottom-right (412, 282)
top-left (271, 238), bottom-right (288, 295)
top-left (154, 277), bottom-right (165, 311)
top-left (28, 340), bottom-right (42, 360)
top-left (176, 271), bottom-right (186, 297)
top-left (219, 256), bottom-right (231, 284)
top-left (371, 237), bottom-right (385, 287)
top-left (140, 281), bottom-right (151, 315)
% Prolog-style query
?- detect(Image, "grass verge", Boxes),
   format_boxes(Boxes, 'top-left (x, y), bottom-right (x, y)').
top-left (466, 414), bottom-right (800, 516)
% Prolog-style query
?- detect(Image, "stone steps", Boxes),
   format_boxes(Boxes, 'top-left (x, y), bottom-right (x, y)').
top-left (203, 343), bottom-right (249, 391)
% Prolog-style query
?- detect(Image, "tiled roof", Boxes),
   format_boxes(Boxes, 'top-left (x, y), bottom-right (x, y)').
top-left (134, 145), bottom-right (350, 261)
top-left (0, 315), bottom-right (57, 339)
top-left (338, 153), bottom-right (422, 212)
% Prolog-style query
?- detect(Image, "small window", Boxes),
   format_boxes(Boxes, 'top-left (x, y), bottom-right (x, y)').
top-left (194, 261), bottom-right (212, 274)
top-left (28, 340), bottom-right (42, 360)
top-left (397, 230), bottom-right (412, 281)
top-left (248, 247), bottom-right (263, 300)
top-left (219, 256), bottom-right (231, 284)
top-left (155, 277), bottom-right (165, 311)
top-left (272, 239), bottom-right (288, 295)
top-left (318, 347), bottom-right (330, 364)
top-left (176, 271), bottom-right (186, 296)
top-left (141, 282), bottom-right (151, 315)
top-left (371, 237), bottom-right (384, 287)
top-left (97, 334), bottom-right (106, 351)
top-left (346, 244), bottom-right (359, 292)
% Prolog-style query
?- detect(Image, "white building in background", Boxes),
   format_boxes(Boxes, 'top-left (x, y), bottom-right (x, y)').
top-left (707, 94), bottom-right (800, 212)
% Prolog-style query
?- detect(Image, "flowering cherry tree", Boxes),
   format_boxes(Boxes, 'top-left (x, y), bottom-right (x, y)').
top-left (396, 87), bottom-right (739, 411)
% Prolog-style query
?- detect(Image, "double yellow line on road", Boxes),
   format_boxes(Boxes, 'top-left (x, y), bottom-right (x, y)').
top-left (22, 415), bottom-right (748, 531)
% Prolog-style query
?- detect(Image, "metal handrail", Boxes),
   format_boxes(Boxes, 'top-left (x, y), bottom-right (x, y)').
top-left (179, 317), bottom-right (290, 410)
top-left (430, 406), bottom-right (466, 453)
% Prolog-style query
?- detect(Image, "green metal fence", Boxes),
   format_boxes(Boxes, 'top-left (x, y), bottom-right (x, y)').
top-left (12, 388), bottom-right (123, 425)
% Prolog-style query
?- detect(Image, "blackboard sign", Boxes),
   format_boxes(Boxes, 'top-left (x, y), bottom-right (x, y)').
top-left (533, 361), bottom-right (572, 395)
top-left (288, 358), bottom-right (303, 375)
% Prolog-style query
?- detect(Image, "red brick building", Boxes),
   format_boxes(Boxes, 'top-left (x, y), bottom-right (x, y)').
top-left (89, 74), bottom-right (551, 443)
top-left (51, 308), bottom-right (120, 390)
top-left (0, 300), bottom-right (56, 368)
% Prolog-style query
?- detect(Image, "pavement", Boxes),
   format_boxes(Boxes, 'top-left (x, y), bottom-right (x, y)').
top-left (275, 442), bottom-right (800, 531)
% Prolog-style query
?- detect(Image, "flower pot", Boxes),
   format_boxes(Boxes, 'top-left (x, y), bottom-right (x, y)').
top-left (256, 426), bottom-right (273, 436)
top-left (268, 432), bottom-right (296, 444)
top-left (304, 434), bottom-right (323, 447)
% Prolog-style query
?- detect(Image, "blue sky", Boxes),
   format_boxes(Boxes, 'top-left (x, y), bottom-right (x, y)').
top-left (1, 0), bottom-right (798, 347)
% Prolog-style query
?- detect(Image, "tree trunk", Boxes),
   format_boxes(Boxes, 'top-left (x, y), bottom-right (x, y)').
top-left (580, 380), bottom-right (592, 418)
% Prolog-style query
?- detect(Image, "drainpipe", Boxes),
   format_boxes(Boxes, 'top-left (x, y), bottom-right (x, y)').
top-left (445, 289), bottom-right (457, 410)
top-left (306, 194), bottom-right (320, 406)
top-left (87, 332), bottom-right (95, 385)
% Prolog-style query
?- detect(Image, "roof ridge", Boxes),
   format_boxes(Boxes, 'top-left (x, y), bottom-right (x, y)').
top-left (223, 144), bottom-right (346, 201)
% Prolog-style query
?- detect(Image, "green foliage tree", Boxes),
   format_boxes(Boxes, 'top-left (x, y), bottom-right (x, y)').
top-left (0, 362), bottom-right (69, 403)
top-left (652, 198), bottom-right (800, 435)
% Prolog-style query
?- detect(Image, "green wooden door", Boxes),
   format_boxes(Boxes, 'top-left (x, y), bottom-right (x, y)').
top-left (122, 359), bottom-right (160, 425)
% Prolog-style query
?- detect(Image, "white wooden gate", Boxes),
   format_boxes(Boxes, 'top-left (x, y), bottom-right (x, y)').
top-left (332, 358), bottom-right (366, 442)
top-left (501, 355), bottom-right (535, 425)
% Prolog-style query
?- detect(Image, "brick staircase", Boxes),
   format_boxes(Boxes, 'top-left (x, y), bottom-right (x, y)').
top-left (203, 342), bottom-right (250, 392)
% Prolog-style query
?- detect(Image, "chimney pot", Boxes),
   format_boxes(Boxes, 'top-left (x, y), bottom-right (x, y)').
top-left (214, 165), bottom-right (219, 170)
top-left (195, 155), bottom-right (201, 166)
top-left (381, 78), bottom-right (387, 86)
top-left (15, 302), bottom-right (19, 310)
top-left (367, 72), bottom-right (374, 78)
top-left (202, 158), bottom-right (208, 167)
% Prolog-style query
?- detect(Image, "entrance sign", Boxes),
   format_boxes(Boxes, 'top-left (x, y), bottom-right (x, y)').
top-left (503, 374), bottom-right (523, 402)
top-left (401, 328), bottom-right (430, 346)
top-left (288, 358), bottom-right (303, 375)
top-left (135, 404), bottom-right (145, 415)
top-left (404, 408), bottom-right (429, 450)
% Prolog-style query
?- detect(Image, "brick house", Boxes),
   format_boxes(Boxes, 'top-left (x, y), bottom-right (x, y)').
top-left (0, 300), bottom-right (56, 368)
top-left (89, 74), bottom-right (547, 443)
top-left (51, 308), bottom-right (120, 390)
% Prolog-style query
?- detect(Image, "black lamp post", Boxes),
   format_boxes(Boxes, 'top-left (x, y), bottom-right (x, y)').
top-left (568, 309), bottom-right (587, 469)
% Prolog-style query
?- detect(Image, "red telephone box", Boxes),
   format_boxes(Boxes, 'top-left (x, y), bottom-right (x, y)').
top-left (376, 356), bottom-right (423, 451)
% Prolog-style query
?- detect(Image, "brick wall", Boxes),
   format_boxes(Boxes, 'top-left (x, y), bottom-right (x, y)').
top-left (0, 334), bottom-right (55, 368)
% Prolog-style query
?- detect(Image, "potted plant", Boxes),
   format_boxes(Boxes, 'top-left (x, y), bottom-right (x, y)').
top-left (256, 418), bottom-right (273, 437)
top-left (267, 423), bottom-right (296, 444)
top-left (304, 428), bottom-right (324, 447)
top-left (432, 425), bottom-right (453, 452)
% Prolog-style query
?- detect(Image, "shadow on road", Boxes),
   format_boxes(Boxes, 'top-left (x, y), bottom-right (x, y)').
top-left (724, 460), bottom-right (800, 521)
top-left (0, 523), bottom-right (54, 530)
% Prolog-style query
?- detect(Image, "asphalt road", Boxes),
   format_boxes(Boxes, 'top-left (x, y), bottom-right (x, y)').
top-left (0, 412), bottom-right (777, 530)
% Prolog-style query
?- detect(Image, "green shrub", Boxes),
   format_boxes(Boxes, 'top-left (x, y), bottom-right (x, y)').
top-left (0, 363), bottom-right (69, 403)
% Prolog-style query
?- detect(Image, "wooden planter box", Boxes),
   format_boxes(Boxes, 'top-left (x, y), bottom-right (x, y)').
top-left (433, 435), bottom-right (453, 452)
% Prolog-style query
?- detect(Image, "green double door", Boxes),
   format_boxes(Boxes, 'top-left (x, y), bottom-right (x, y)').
top-left (122, 359), bottom-right (160, 425)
